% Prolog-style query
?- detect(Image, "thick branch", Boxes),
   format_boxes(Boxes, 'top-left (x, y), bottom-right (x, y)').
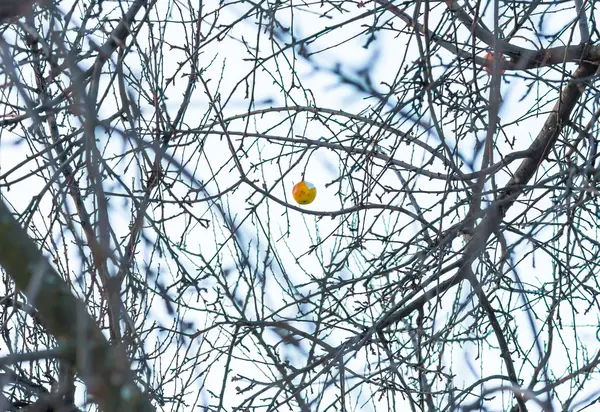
top-left (377, 61), bottom-right (599, 409)
top-left (0, 201), bottom-right (154, 411)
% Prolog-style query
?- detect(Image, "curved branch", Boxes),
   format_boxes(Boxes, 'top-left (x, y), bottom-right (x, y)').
top-left (380, 0), bottom-right (600, 71)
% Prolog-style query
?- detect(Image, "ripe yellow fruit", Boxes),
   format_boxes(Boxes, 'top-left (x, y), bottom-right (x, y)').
top-left (292, 181), bottom-right (317, 205)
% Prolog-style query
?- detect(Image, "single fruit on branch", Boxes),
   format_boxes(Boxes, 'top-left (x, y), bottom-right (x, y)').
top-left (292, 181), bottom-right (317, 205)
top-left (484, 52), bottom-right (507, 75)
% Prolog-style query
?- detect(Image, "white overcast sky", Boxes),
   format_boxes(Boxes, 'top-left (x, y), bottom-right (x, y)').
top-left (0, 0), bottom-right (596, 411)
